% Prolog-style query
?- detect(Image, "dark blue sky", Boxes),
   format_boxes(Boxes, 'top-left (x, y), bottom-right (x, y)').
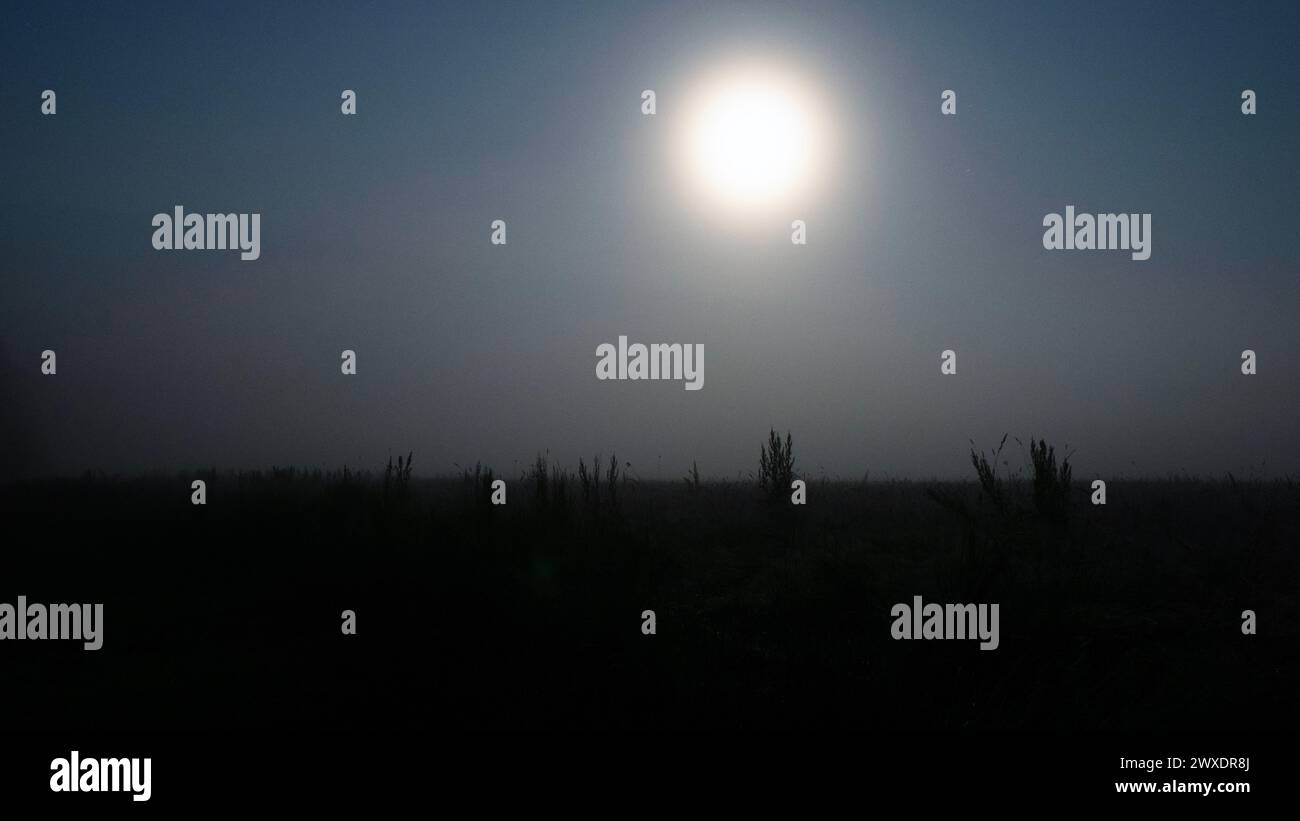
top-left (3, 0), bottom-right (1297, 479)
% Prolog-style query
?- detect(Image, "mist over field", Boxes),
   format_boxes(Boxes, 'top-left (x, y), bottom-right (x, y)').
top-left (2, 0), bottom-right (1298, 480)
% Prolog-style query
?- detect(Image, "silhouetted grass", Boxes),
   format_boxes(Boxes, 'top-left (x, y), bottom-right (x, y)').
top-left (1, 459), bottom-right (1297, 734)
top-left (759, 429), bottom-right (795, 499)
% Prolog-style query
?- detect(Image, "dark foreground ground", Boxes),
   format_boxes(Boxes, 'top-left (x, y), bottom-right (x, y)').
top-left (2, 470), bottom-right (1297, 734)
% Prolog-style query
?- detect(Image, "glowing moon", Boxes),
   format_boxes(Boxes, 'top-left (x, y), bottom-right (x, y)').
top-left (679, 63), bottom-right (830, 211)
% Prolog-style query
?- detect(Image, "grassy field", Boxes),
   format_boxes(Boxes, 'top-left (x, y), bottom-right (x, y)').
top-left (3, 459), bottom-right (1297, 734)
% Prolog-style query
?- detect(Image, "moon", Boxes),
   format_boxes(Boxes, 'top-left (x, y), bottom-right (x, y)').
top-left (678, 62), bottom-right (831, 212)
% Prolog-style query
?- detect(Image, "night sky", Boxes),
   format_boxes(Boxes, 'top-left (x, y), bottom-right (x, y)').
top-left (3, 0), bottom-right (1297, 479)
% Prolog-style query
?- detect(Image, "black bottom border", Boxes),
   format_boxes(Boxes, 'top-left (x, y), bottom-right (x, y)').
top-left (0, 731), bottom-right (1283, 808)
